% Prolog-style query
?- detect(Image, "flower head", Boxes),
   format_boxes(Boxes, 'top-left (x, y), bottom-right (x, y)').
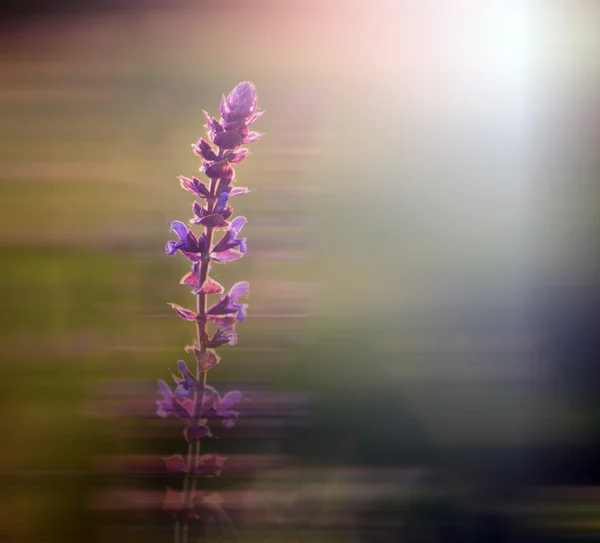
top-left (156, 380), bottom-right (191, 421)
top-left (202, 386), bottom-right (246, 428)
top-left (221, 81), bottom-right (258, 123)
top-left (165, 221), bottom-right (208, 260)
top-left (207, 281), bottom-right (249, 322)
top-left (171, 360), bottom-right (199, 399)
top-left (211, 216), bottom-right (247, 262)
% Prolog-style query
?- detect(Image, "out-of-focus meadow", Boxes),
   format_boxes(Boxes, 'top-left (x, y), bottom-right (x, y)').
top-left (1, 1), bottom-right (600, 541)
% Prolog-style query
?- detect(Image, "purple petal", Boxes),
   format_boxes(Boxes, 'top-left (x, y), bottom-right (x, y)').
top-left (230, 216), bottom-right (247, 237)
top-left (225, 148), bottom-right (251, 164)
top-left (197, 233), bottom-right (209, 254)
top-left (173, 401), bottom-right (192, 422)
top-left (208, 315), bottom-right (237, 329)
top-left (219, 94), bottom-right (229, 119)
top-left (211, 248), bottom-right (245, 263)
top-left (247, 109), bottom-right (266, 125)
top-left (220, 390), bottom-right (244, 409)
top-left (204, 160), bottom-right (234, 180)
top-left (177, 360), bottom-right (191, 378)
top-left (223, 120), bottom-right (249, 137)
top-left (180, 251), bottom-right (201, 262)
top-left (180, 176), bottom-right (209, 197)
top-left (198, 214), bottom-right (228, 228)
top-left (192, 201), bottom-right (206, 219)
top-left (191, 139), bottom-right (218, 162)
top-left (208, 328), bottom-right (238, 348)
top-left (214, 192), bottom-right (229, 214)
top-left (156, 404), bottom-right (170, 419)
top-left (203, 109), bottom-right (215, 131)
top-left (165, 240), bottom-right (183, 256)
top-left (170, 221), bottom-right (189, 242)
top-left (214, 130), bottom-right (243, 150)
top-left (229, 281), bottom-right (250, 303)
top-left (236, 305), bottom-right (248, 322)
top-left (158, 380), bottom-right (173, 399)
top-left (180, 262), bottom-right (200, 287)
top-left (228, 187), bottom-right (249, 197)
top-left (242, 131), bottom-right (262, 144)
top-left (226, 81), bottom-right (258, 120)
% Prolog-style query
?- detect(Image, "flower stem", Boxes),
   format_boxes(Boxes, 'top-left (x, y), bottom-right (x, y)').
top-left (181, 168), bottom-right (220, 543)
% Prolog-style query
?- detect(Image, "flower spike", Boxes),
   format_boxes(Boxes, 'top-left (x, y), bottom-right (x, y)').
top-left (158, 82), bottom-right (263, 539)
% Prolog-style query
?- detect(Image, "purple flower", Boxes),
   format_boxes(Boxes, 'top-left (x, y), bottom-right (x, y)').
top-left (172, 360), bottom-right (199, 399)
top-left (216, 180), bottom-right (249, 197)
top-left (156, 380), bottom-right (191, 421)
top-left (208, 326), bottom-right (238, 348)
top-left (203, 160), bottom-right (234, 180)
top-left (189, 199), bottom-right (231, 228)
top-left (223, 148), bottom-right (251, 164)
top-left (213, 130), bottom-right (243, 150)
top-left (207, 281), bottom-right (249, 322)
top-left (202, 387), bottom-right (245, 428)
top-left (156, 380), bottom-right (174, 418)
top-left (179, 176), bottom-right (209, 198)
top-left (180, 263), bottom-right (225, 295)
top-left (221, 81), bottom-right (258, 123)
top-left (203, 110), bottom-right (224, 142)
top-left (211, 217), bottom-right (247, 263)
top-left (214, 192), bottom-right (229, 214)
top-left (191, 138), bottom-right (218, 161)
top-left (159, 83), bottom-right (263, 536)
top-left (165, 221), bottom-right (208, 260)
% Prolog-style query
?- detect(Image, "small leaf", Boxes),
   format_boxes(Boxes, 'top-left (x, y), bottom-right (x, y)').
top-left (179, 176), bottom-right (209, 197)
top-left (228, 186), bottom-right (249, 196)
top-left (184, 339), bottom-right (200, 353)
top-left (194, 276), bottom-right (224, 295)
top-left (198, 214), bottom-right (228, 228)
top-left (211, 248), bottom-right (245, 263)
top-left (193, 349), bottom-right (221, 371)
top-left (195, 454), bottom-right (227, 477)
top-left (168, 303), bottom-right (197, 321)
top-left (163, 487), bottom-right (184, 516)
top-left (242, 131), bottom-right (262, 143)
top-left (162, 455), bottom-right (188, 473)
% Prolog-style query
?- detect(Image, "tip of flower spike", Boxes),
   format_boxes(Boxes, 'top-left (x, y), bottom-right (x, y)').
top-left (225, 82), bottom-right (258, 121)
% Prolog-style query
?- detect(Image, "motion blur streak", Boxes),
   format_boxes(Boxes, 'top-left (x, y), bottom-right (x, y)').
top-left (1, 1), bottom-right (599, 542)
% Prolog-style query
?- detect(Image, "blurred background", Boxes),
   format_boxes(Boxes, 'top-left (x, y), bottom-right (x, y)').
top-left (1, 0), bottom-right (600, 541)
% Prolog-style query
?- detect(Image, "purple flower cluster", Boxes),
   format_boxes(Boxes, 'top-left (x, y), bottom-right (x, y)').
top-left (157, 82), bottom-right (263, 535)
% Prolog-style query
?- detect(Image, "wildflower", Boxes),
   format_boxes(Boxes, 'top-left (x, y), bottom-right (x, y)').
top-left (165, 221), bottom-right (208, 260)
top-left (211, 217), bottom-right (247, 262)
top-left (158, 82), bottom-right (263, 539)
top-left (171, 360), bottom-right (199, 399)
top-left (207, 282), bottom-right (249, 322)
